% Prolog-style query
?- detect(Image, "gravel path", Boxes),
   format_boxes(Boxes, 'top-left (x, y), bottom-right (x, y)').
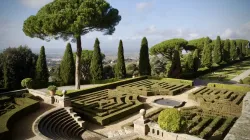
top-left (231, 69), bottom-right (250, 82)
top-left (11, 103), bottom-right (55, 140)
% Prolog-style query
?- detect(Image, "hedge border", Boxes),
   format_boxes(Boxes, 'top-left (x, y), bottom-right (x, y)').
top-left (207, 83), bottom-right (250, 93)
top-left (0, 98), bottom-right (40, 139)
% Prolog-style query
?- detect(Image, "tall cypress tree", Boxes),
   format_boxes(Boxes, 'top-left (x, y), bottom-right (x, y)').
top-left (90, 38), bottom-right (103, 80)
top-left (115, 40), bottom-right (126, 79)
top-left (185, 52), bottom-right (194, 72)
top-left (60, 43), bottom-right (75, 85)
top-left (230, 40), bottom-right (237, 61)
top-left (35, 46), bottom-right (49, 85)
top-left (168, 46), bottom-right (182, 78)
top-left (223, 39), bottom-right (230, 62)
top-left (139, 37), bottom-right (151, 76)
top-left (201, 40), bottom-right (212, 68)
top-left (213, 36), bottom-right (222, 64)
top-left (193, 49), bottom-right (199, 72)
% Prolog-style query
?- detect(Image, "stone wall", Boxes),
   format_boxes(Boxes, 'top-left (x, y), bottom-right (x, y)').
top-left (224, 92), bottom-right (250, 140)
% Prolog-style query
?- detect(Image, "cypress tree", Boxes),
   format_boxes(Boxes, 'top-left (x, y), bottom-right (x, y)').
top-left (139, 37), bottom-right (151, 76)
top-left (230, 40), bottom-right (237, 61)
top-left (241, 42), bottom-right (246, 57)
top-left (168, 46), bottom-right (182, 78)
top-left (201, 40), bottom-right (212, 68)
top-left (193, 49), bottom-right (199, 72)
top-left (115, 40), bottom-right (126, 79)
top-left (35, 46), bottom-right (49, 85)
top-left (90, 38), bottom-right (103, 80)
top-left (223, 39), bottom-right (230, 62)
top-left (213, 36), bottom-right (222, 64)
top-left (236, 41), bottom-right (243, 59)
top-left (186, 53), bottom-right (194, 72)
top-left (60, 43), bottom-right (75, 85)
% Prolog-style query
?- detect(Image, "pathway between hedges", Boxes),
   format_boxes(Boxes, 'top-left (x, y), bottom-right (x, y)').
top-left (231, 68), bottom-right (250, 82)
top-left (11, 102), bottom-right (55, 140)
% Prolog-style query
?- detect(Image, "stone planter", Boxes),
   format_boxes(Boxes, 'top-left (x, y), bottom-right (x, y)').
top-left (49, 90), bottom-right (56, 97)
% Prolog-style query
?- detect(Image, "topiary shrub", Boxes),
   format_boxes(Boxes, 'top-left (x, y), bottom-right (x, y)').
top-left (47, 85), bottom-right (57, 91)
top-left (158, 108), bottom-right (186, 132)
top-left (21, 78), bottom-right (33, 89)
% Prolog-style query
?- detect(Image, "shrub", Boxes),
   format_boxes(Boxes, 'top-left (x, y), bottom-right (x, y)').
top-left (207, 83), bottom-right (250, 93)
top-left (21, 78), bottom-right (33, 88)
top-left (158, 108), bottom-right (186, 132)
top-left (239, 79), bottom-right (243, 84)
top-left (47, 85), bottom-right (57, 91)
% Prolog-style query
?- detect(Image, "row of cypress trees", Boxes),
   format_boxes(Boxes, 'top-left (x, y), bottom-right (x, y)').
top-left (56, 37), bottom-right (151, 85)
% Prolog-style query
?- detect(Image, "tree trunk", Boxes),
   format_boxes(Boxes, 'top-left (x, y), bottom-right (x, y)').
top-left (75, 36), bottom-right (82, 90)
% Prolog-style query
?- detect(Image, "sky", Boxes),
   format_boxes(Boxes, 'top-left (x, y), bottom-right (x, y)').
top-left (0, 0), bottom-right (250, 55)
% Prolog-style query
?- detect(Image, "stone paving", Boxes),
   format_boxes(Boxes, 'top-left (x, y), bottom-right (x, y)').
top-left (231, 68), bottom-right (250, 82)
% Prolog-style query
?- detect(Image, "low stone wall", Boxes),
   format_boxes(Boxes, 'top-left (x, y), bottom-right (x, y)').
top-left (224, 92), bottom-right (250, 140)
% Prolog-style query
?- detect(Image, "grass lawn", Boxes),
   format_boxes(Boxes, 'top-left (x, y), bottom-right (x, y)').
top-left (55, 90), bottom-right (79, 95)
top-left (199, 60), bottom-right (250, 81)
top-left (242, 76), bottom-right (250, 84)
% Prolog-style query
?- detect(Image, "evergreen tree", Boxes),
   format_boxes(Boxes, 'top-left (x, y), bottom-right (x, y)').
top-left (139, 37), bottom-right (151, 76)
top-left (185, 53), bottom-right (194, 72)
top-left (90, 38), bottom-right (103, 80)
top-left (223, 39), bottom-right (230, 62)
top-left (193, 49), bottom-right (200, 72)
top-left (201, 41), bottom-right (212, 68)
top-left (60, 43), bottom-right (75, 85)
top-left (213, 36), bottom-right (222, 64)
top-left (115, 40), bottom-right (126, 79)
top-left (236, 41), bottom-right (243, 59)
top-left (241, 42), bottom-right (246, 58)
top-left (168, 46), bottom-right (182, 78)
top-left (230, 40), bottom-right (237, 61)
top-left (36, 46), bottom-right (49, 85)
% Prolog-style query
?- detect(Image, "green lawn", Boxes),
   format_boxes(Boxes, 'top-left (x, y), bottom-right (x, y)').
top-left (199, 60), bottom-right (250, 81)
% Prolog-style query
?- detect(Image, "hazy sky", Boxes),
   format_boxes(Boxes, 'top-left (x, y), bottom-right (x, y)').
top-left (0, 0), bottom-right (250, 54)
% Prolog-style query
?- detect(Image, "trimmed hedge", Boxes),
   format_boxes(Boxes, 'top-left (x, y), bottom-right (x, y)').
top-left (160, 78), bottom-right (193, 86)
top-left (207, 83), bottom-right (250, 93)
top-left (62, 76), bottom-right (147, 97)
top-left (0, 98), bottom-right (40, 139)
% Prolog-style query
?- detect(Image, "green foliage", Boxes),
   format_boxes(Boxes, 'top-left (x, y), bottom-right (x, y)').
top-left (158, 108), bottom-right (186, 132)
top-left (201, 40), bottom-right (212, 68)
top-left (115, 40), bottom-right (126, 79)
top-left (207, 83), bottom-right (250, 93)
top-left (35, 46), bottom-right (49, 86)
top-left (150, 56), bottom-right (167, 77)
top-left (230, 40), bottom-right (237, 60)
top-left (188, 37), bottom-right (212, 51)
top-left (47, 85), bottom-right (57, 91)
top-left (23, 0), bottom-right (121, 89)
top-left (223, 39), bottom-right (230, 62)
top-left (90, 38), bottom-right (104, 80)
top-left (126, 63), bottom-right (138, 77)
top-left (193, 49), bottom-right (200, 72)
top-left (2, 46), bottom-right (37, 89)
top-left (23, 0), bottom-right (121, 41)
top-left (60, 43), bottom-right (75, 85)
top-left (103, 65), bottom-right (115, 79)
top-left (150, 38), bottom-right (188, 61)
top-left (185, 52), bottom-right (194, 72)
top-left (213, 36), bottom-right (222, 64)
top-left (21, 78), bottom-right (33, 88)
top-left (168, 48), bottom-right (182, 78)
top-left (139, 37), bottom-right (151, 76)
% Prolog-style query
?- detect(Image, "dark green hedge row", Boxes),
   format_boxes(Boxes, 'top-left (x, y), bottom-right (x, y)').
top-left (181, 57), bottom-right (250, 79)
top-left (0, 98), bottom-right (40, 140)
top-left (65, 76), bottom-right (147, 98)
top-left (207, 83), bottom-right (250, 93)
top-left (148, 76), bottom-right (194, 86)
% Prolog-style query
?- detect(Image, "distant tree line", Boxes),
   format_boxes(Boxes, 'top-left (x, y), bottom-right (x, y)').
top-left (149, 36), bottom-right (250, 78)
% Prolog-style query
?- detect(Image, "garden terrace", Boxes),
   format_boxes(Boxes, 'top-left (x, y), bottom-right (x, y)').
top-left (188, 86), bottom-right (246, 117)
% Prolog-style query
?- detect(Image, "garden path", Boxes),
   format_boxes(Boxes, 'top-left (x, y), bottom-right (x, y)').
top-left (231, 68), bottom-right (250, 82)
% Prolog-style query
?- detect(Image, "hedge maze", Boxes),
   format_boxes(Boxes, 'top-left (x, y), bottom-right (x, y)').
top-left (0, 96), bottom-right (15, 116)
top-left (181, 107), bottom-right (237, 140)
top-left (188, 86), bottom-right (245, 117)
top-left (71, 79), bottom-right (191, 125)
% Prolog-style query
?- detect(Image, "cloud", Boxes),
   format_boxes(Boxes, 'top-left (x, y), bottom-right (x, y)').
top-left (136, 1), bottom-right (153, 11)
top-left (221, 22), bottom-right (250, 40)
top-left (20, 0), bottom-right (53, 9)
top-left (136, 25), bottom-right (201, 40)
